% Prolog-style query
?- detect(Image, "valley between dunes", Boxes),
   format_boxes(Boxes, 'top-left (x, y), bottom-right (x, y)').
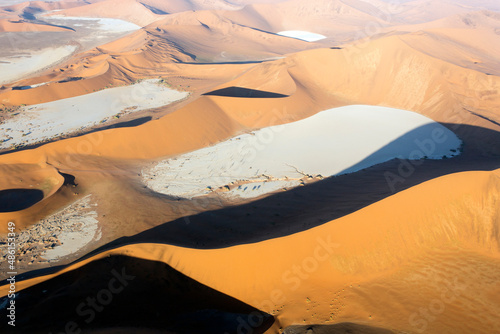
top-left (0, 0), bottom-right (499, 333)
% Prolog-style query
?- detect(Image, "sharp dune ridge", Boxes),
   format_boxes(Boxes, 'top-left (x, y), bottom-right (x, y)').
top-left (1, 168), bottom-right (500, 333)
top-left (0, 0), bottom-right (499, 333)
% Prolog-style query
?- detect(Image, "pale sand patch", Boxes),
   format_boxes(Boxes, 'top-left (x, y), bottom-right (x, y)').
top-left (42, 197), bottom-right (99, 261)
top-left (0, 80), bottom-right (189, 150)
top-left (277, 30), bottom-right (327, 42)
top-left (44, 16), bottom-right (141, 33)
top-left (0, 45), bottom-right (76, 85)
top-left (143, 105), bottom-right (462, 199)
top-left (0, 195), bottom-right (99, 265)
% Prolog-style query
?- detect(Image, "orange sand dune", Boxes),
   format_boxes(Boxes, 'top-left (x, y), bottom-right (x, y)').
top-left (0, 162), bottom-right (65, 229)
top-left (0, 59), bottom-right (255, 105)
top-left (0, 35), bottom-right (499, 170)
top-left (0, 162), bottom-right (63, 200)
top-left (222, 0), bottom-right (391, 41)
top-left (150, 10), bottom-right (317, 62)
top-left (0, 33), bottom-right (498, 236)
top-left (0, 2), bottom-right (499, 333)
top-left (0, 10), bottom-right (315, 103)
top-left (389, 11), bottom-right (500, 75)
top-left (3, 168), bottom-right (499, 333)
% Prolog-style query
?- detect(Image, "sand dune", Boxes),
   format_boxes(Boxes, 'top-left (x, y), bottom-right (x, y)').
top-left (144, 105), bottom-right (461, 199)
top-left (144, 10), bottom-right (318, 62)
top-left (222, 0), bottom-right (392, 44)
top-left (0, 3), bottom-right (145, 87)
top-left (2, 168), bottom-right (499, 333)
top-left (379, 11), bottom-right (500, 75)
top-left (0, 1), bottom-right (499, 333)
top-left (0, 35), bottom-right (497, 191)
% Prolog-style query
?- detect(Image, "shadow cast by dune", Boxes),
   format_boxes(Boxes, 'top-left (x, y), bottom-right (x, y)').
top-left (0, 255), bottom-right (273, 334)
top-left (93, 123), bottom-right (500, 250)
top-left (140, 2), bottom-right (168, 15)
top-left (60, 172), bottom-right (78, 187)
top-left (0, 188), bottom-right (44, 212)
top-left (5, 124), bottom-right (500, 283)
top-left (203, 86), bottom-right (289, 98)
top-left (99, 116), bottom-right (153, 130)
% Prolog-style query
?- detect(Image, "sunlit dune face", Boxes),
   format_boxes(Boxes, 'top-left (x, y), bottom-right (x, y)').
top-left (0, 79), bottom-right (188, 152)
top-left (0, 0), bottom-right (499, 333)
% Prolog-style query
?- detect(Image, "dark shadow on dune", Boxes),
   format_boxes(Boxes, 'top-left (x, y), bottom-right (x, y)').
top-left (284, 323), bottom-right (395, 334)
top-left (4, 124), bottom-right (500, 283)
top-left (203, 86), bottom-right (289, 98)
top-left (99, 116), bottom-right (153, 130)
top-left (61, 172), bottom-right (78, 187)
top-left (86, 123), bottom-right (500, 250)
top-left (11, 85), bottom-right (33, 91)
top-left (0, 255), bottom-right (273, 334)
top-left (0, 189), bottom-right (44, 212)
top-left (140, 2), bottom-right (169, 15)
top-left (58, 76), bottom-right (84, 83)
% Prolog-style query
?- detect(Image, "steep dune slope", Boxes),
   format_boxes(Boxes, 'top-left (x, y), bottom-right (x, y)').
top-left (2, 168), bottom-right (499, 333)
top-left (0, 9), bottom-right (315, 104)
top-left (0, 1), bottom-right (499, 333)
top-left (0, 19), bottom-right (73, 32)
top-left (0, 35), bottom-right (499, 182)
top-left (394, 11), bottom-right (500, 75)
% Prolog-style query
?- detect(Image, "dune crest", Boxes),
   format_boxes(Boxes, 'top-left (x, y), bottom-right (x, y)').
top-left (2, 168), bottom-right (499, 333)
top-left (0, 1), bottom-right (499, 332)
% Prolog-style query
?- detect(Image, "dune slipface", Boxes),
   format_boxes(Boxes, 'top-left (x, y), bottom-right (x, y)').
top-left (1, 169), bottom-right (499, 333)
top-left (0, 0), bottom-right (499, 333)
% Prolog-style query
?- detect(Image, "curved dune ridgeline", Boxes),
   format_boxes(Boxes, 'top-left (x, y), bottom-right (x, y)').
top-left (1, 36), bottom-right (500, 165)
top-left (1, 1), bottom-right (500, 333)
top-left (1, 168), bottom-right (499, 333)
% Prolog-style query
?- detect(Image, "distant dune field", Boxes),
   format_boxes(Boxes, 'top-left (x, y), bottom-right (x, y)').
top-left (0, 0), bottom-right (499, 333)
